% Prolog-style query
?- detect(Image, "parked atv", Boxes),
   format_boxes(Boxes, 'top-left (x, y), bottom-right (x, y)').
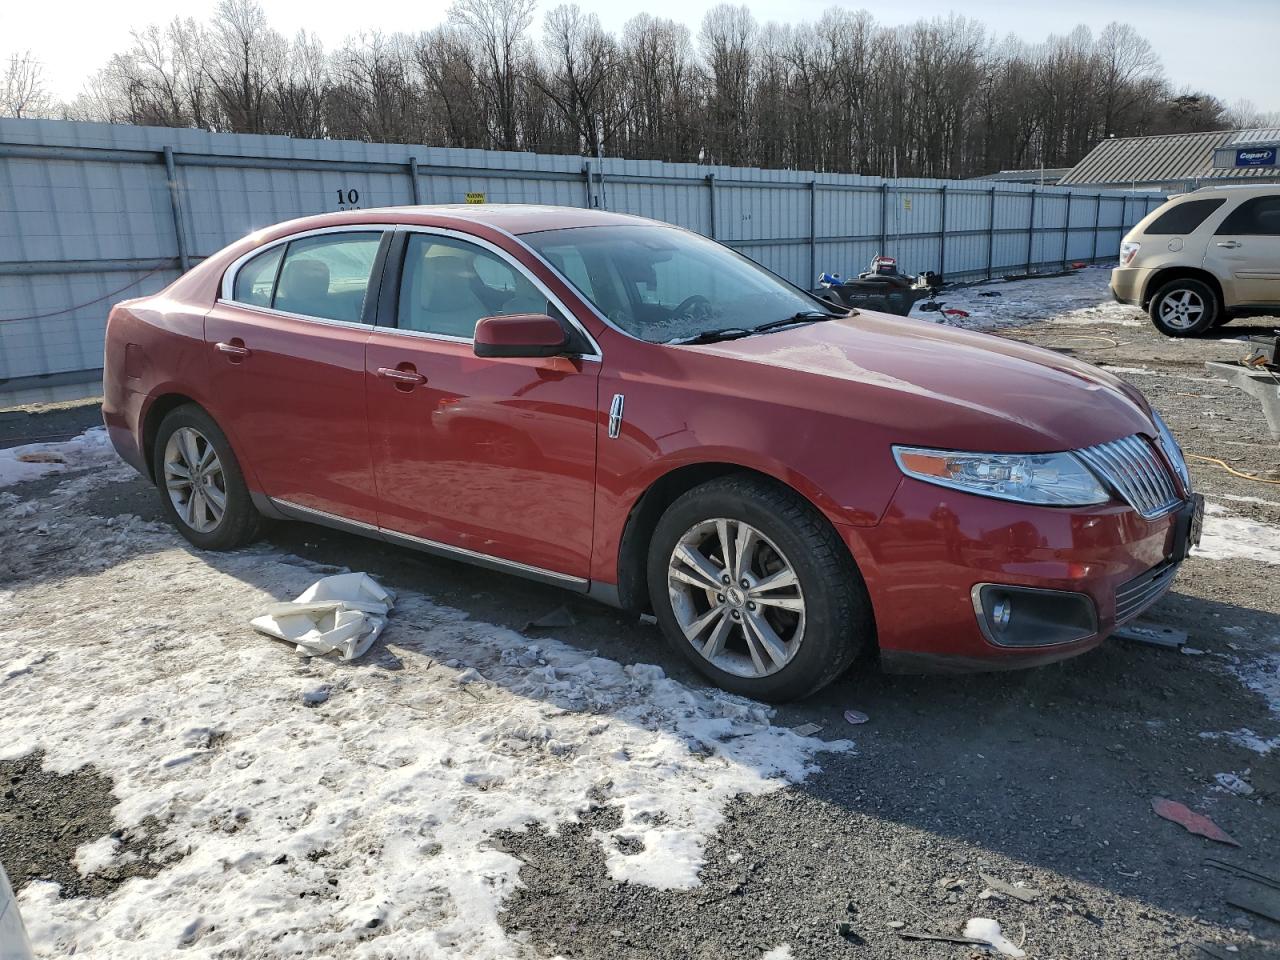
top-left (814, 254), bottom-right (941, 316)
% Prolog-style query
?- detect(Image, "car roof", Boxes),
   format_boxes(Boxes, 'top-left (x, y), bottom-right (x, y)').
top-left (1190, 183), bottom-right (1280, 195)
top-left (265, 204), bottom-right (663, 237)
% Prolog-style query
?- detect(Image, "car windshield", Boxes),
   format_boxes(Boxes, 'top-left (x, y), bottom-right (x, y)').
top-left (522, 224), bottom-right (837, 343)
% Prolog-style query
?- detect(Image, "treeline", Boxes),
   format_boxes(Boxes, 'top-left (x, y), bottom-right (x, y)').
top-left (9, 0), bottom-right (1247, 177)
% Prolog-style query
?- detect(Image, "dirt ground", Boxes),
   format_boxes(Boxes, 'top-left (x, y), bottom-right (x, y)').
top-left (1, 274), bottom-right (1278, 959)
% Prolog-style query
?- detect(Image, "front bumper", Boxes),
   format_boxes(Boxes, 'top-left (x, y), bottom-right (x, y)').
top-left (1110, 266), bottom-right (1154, 307)
top-left (840, 476), bottom-right (1189, 673)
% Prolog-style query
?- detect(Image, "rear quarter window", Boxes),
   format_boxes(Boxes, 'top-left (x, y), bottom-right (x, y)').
top-left (1143, 198), bottom-right (1226, 235)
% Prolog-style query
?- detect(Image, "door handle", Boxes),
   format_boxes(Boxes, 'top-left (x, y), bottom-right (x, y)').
top-left (377, 366), bottom-right (427, 385)
top-left (1215, 240), bottom-right (1242, 248)
top-left (215, 340), bottom-right (251, 360)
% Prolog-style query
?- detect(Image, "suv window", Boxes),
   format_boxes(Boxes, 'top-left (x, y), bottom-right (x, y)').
top-left (272, 232), bottom-right (383, 323)
top-left (1216, 195), bottom-right (1280, 236)
top-left (397, 234), bottom-right (548, 338)
top-left (231, 246), bottom-right (283, 306)
top-left (1144, 198), bottom-right (1225, 235)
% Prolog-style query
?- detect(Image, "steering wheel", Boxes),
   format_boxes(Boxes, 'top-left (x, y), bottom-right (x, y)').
top-left (671, 294), bottom-right (713, 321)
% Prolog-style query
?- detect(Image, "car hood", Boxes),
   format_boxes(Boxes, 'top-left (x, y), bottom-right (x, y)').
top-left (683, 311), bottom-right (1156, 452)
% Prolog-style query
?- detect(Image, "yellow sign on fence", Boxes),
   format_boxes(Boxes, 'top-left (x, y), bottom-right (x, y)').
top-left (465, 192), bottom-right (486, 204)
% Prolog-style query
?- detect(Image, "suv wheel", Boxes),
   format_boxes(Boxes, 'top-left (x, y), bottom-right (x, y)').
top-left (153, 404), bottom-right (262, 550)
top-left (647, 475), bottom-right (872, 701)
top-left (1148, 278), bottom-right (1219, 336)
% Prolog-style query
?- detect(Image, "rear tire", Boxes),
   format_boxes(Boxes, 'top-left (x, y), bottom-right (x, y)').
top-left (646, 475), bottom-right (872, 702)
top-left (1148, 278), bottom-right (1219, 336)
top-left (153, 404), bottom-right (262, 550)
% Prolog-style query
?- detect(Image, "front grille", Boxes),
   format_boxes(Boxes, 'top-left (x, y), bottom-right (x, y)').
top-left (1077, 435), bottom-right (1181, 519)
top-left (1115, 561), bottom-right (1180, 624)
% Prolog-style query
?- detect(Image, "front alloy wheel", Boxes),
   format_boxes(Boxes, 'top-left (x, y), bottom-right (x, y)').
top-left (163, 427), bottom-right (227, 533)
top-left (668, 518), bottom-right (806, 678)
top-left (647, 475), bottom-right (872, 701)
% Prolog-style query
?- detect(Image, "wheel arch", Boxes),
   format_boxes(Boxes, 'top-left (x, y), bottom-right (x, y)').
top-left (141, 393), bottom-right (202, 484)
top-left (610, 461), bottom-right (861, 616)
top-left (1142, 266), bottom-right (1224, 310)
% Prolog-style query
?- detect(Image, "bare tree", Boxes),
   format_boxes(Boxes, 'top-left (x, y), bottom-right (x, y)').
top-left (448, 0), bottom-right (537, 150)
top-left (536, 4), bottom-right (623, 153)
top-left (1, 50), bottom-right (55, 119)
top-left (206, 0), bottom-right (283, 134)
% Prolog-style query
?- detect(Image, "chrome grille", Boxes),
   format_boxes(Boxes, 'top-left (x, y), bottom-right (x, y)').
top-left (1115, 561), bottom-right (1180, 624)
top-left (1077, 435), bottom-right (1181, 519)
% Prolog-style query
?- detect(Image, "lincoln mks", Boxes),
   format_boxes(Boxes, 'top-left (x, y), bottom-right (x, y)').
top-left (103, 205), bottom-right (1202, 700)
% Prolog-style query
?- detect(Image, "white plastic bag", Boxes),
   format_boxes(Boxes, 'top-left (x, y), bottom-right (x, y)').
top-left (251, 573), bottom-right (395, 661)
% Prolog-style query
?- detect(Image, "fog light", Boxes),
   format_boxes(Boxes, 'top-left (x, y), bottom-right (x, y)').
top-left (971, 584), bottom-right (1097, 648)
top-left (991, 595), bottom-right (1012, 631)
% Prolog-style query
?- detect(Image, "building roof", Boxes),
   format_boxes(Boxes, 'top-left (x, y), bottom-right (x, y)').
top-left (972, 168), bottom-right (1073, 184)
top-left (1060, 128), bottom-right (1280, 187)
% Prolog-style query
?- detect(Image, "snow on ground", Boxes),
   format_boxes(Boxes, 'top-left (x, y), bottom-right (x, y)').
top-left (919, 266), bottom-right (1140, 332)
top-left (1197, 503), bottom-right (1280, 566)
top-left (0, 427), bottom-right (116, 488)
top-left (0, 453), bottom-right (848, 959)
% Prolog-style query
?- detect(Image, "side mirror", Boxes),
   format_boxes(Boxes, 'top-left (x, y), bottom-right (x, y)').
top-left (473, 313), bottom-right (570, 359)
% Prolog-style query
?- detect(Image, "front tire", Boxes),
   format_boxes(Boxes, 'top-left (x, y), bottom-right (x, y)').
top-left (153, 404), bottom-right (262, 550)
top-left (646, 475), bottom-right (872, 701)
top-left (1148, 278), bottom-right (1219, 336)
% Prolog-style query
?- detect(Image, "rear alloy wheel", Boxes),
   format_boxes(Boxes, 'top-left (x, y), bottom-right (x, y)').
top-left (1148, 278), bottom-right (1219, 337)
top-left (153, 404), bottom-right (262, 550)
top-left (647, 475), bottom-right (871, 701)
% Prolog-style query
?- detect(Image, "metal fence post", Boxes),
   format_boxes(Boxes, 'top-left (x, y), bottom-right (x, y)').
top-left (162, 146), bottom-right (190, 273)
top-left (1062, 193), bottom-right (1072, 268)
top-left (582, 161), bottom-right (592, 208)
top-left (707, 173), bottom-right (717, 240)
top-left (880, 181), bottom-right (889, 253)
top-left (1091, 193), bottom-right (1101, 262)
top-left (1025, 188), bottom-right (1037, 274)
top-left (938, 183), bottom-right (948, 279)
top-left (407, 156), bottom-right (421, 204)
top-left (987, 186), bottom-right (997, 280)
top-left (809, 179), bottom-right (818, 283)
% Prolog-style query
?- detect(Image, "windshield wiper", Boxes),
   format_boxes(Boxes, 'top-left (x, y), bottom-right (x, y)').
top-left (666, 327), bottom-right (753, 345)
top-left (750, 310), bottom-right (844, 334)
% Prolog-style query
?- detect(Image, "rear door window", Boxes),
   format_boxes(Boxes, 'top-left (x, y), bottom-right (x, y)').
top-left (272, 232), bottom-right (384, 323)
top-left (1216, 195), bottom-right (1280, 236)
top-left (1143, 198), bottom-right (1225, 235)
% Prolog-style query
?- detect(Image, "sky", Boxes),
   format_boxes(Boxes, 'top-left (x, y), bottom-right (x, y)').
top-left (5, 0), bottom-right (1278, 115)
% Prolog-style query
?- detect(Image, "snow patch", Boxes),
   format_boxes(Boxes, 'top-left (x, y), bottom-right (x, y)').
top-left (72, 837), bottom-right (120, 877)
top-left (0, 484), bottom-right (848, 957)
top-left (0, 427), bottom-right (117, 488)
top-left (1195, 504), bottom-right (1280, 566)
top-left (919, 267), bottom-right (1141, 332)
top-left (762, 946), bottom-right (793, 960)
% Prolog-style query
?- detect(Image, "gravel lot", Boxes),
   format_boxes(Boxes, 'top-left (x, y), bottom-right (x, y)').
top-left (1, 268), bottom-right (1277, 959)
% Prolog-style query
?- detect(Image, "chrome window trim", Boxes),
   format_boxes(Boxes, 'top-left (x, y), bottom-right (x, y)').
top-left (270, 497), bottom-right (588, 587)
top-left (219, 223), bottom-right (390, 305)
top-left (389, 223), bottom-right (603, 362)
top-left (212, 301), bottom-right (374, 331)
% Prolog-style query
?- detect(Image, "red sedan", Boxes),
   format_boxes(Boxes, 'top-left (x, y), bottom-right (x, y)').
top-left (102, 206), bottom-right (1202, 700)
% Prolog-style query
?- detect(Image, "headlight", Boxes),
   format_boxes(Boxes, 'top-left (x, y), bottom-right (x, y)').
top-left (893, 446), bottom-right (1110, 507)
top-left (1120, 241), bottom-right (1140, 266)
top-left (1150, 409), bottom-right (1191, 492)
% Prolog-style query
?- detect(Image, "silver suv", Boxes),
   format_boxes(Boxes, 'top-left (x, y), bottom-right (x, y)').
top-left (1111, 184), bottom-right (1280, 336)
